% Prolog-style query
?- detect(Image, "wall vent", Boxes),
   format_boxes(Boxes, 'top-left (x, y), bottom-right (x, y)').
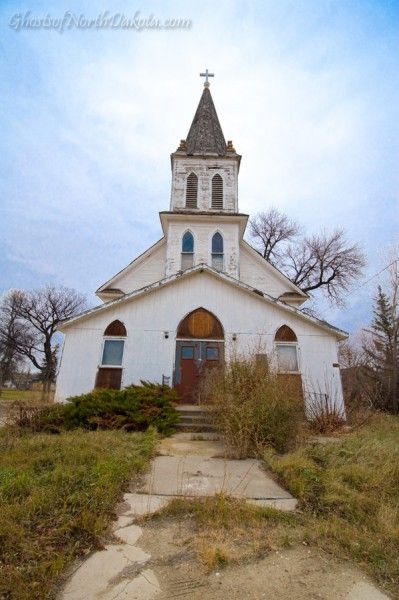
top-left (211, 174), bottom-right (223, 209)
top-left (185, 173), bottom-right (198, 208)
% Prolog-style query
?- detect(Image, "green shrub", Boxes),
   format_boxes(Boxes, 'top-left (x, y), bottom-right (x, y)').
top-left (201, 356), bottom-right (304, 456)
top-left (28, 382), bottom-right (179, 435)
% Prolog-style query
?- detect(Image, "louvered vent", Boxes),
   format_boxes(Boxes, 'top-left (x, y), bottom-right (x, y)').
top-left (212, 174), bottom-right (223, 209)
top-left (185, 173), bottom-right (198, 208)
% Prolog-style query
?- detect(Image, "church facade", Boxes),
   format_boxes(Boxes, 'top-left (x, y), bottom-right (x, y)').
top-left (56, 81), bottom-right (347, 411)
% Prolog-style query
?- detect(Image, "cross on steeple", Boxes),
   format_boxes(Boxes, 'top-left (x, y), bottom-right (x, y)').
top-left (200, 68), bottom-right (214, 87)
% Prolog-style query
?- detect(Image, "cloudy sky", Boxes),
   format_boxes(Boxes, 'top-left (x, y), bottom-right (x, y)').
top-left (1, 0), bottom-right (398, 333)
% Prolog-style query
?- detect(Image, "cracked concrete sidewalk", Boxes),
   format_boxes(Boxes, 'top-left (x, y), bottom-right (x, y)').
top-left (59, 433), bottom-right (296, 599)
top-left (58, 433), bottom-right (391, 600)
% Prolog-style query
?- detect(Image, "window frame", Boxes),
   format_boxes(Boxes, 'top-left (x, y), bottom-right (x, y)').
top-left (211, 231), bottom-right (224, 271)
top-left (100, 336), bottom-right (126, 368)
top-left (274, 341), bottom-right (300, 374)
top-left (181, 231), bottom-right (195, 270)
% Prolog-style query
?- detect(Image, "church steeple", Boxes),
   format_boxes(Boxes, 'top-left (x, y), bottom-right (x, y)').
top-left (169, 76), bottom-right (241, 215)
top-left (185, 86), bottom-right (227, 156)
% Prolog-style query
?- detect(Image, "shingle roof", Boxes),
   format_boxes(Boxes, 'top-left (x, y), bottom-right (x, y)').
top-left (186, 87), bottom-right (227, 156)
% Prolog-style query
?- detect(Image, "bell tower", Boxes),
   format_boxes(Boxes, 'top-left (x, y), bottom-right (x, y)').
top-left (160, 72), bottom-right (247, 278)
top-left (169, 74), bottom-right (241, 213)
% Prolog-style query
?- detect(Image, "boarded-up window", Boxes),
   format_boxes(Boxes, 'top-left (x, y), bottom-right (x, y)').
top-left (181, 231), bottom-right (194, 270)
top-left (186, 173), bottom-right (198, 208)
top-left (211, 174), bottom-right (223, 209)
top-left (275, 325), bottom-right (297, 342)
top-left (104, 320), bottom-right (127, 336)
top-left (177, 308), bottom-right (224, 339)
top-left (95, 321), bottom-right (126, 390)
top-left (95, 367), bottom-right (122, 390)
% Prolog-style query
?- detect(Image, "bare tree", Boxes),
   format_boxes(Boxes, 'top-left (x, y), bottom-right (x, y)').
top-left (248, 208), bottom-right (366, 305)
top-left (249, 208), bottom-right (301, 261)
top-left (0, 290), bottom-right (28, 389)
top-left (282, 230), bottom-right (366, 305)
top-left (0, 286), bottom-right (86, 395)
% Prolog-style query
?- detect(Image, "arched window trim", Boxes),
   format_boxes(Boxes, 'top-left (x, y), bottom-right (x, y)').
top-left (211, 173), bottom-right (224, 209)
top-left (275, 325), bottom-right (297, 342)
top-left (104, 320), bottom-right (127, 337)
top-left (211, 231), bottom-right (224, 271)
top-left (176, 307), bottom-right (224, 339)
top-left (181, 230), bottom-right (195, 270)
top-left (182, 230), bottom-right (194, 253)
top-left (185, 172), bottom-right (198, 208)
top-left (274, 325), bottom-right (299, 373)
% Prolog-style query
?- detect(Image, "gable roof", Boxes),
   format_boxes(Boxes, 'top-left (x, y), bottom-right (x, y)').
top-left (96, 237), bottom-right (165, 296)
top-left (186, 87), bottom-right (227, 156)
top-left (241, 240), bottom-right (308, 298)
top-left (61, 263), bottom-right (347, 340)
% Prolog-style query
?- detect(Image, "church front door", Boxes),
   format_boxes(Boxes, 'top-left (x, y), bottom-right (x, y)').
top-left (174, 308), bottom-right (225, 404)
top-left (175, 340), bottom-right (224, 403)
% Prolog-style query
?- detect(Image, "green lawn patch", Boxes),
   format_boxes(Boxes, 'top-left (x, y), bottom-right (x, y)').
top-left (264, 414), bottom-right (399, 598)
top-left (0, 428), bottom-right (156, 599)
top-left (0, 388), bottom-right (52, 404)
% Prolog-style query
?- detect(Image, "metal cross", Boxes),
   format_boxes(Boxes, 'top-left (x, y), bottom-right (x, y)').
top-left (200, 69), bottom-right (214, 87)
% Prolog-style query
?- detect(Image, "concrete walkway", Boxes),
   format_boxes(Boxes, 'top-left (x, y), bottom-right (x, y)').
top-left (137, 433), bottom-right (297, 510)
top-left (59, 433), bottom-right (391, 600)
top-left (59, 433), bottom-right (297, 599)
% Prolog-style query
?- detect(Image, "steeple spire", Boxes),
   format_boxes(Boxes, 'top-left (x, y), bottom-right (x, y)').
top-left (185, 85), bottom-right (226, 156)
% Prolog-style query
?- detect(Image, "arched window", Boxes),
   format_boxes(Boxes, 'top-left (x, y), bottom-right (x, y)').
top-left (211, 174), bottom-right (223, 209)
top-left (211, 232), bottom-right (224, 271)
top-left (185, 173), bottom-right (198, 208)
top-left (274, 325), bottom-right (299, 372)
top-left (96, 320), bottom-right (126, 390)
top-left (177, 308), bottom-right (224, 339)
top-left (181, 231), bottom-right (194, 270)
top-left (101, 320), bottom-right (126, 368)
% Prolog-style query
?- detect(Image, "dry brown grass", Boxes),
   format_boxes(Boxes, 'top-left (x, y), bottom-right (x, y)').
top-left (264, 413), bottom-right (399, 598)
top-left (144, 415), bottom-right (398, 598)
top-left (200, 356), bottom-right (303, 456)
top-left (146, 495), bottom-right (302, 572)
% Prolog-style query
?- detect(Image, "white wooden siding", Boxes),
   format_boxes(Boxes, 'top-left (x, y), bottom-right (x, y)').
top-left (109, 242), bottom-right (166, 294)
top-left (56, 270), bottom-right (344, 414)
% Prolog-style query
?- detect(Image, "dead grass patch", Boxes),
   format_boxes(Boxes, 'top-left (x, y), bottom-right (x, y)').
top-left (264, 413), bottom-right (399, 598)
top-left (145, 495), bottom-right (303, 571)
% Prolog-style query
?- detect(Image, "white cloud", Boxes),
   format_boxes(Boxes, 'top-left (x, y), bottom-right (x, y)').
top-left (1, 0), bottom-right (398, 332)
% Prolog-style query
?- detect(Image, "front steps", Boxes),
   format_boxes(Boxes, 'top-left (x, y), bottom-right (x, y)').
top-left (176, 404), bottom-right (215, 433)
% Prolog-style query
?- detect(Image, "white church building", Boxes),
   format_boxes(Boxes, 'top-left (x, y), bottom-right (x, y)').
top-left (56, 77), bottom-right (347, 411)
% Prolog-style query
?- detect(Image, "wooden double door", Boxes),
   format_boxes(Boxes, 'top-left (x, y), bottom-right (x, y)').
top-left (175, 340), bottom-right (224, 404)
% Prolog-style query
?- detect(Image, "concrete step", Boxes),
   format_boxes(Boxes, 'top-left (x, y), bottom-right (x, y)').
top-left (176, 407), bottom-right (209, 416)
top-left (177, 415), bottom-right (214, 424)
top-left (176, 422), bottom-right (216, 433)
top-left (175, 405), bottom-right (215, 432)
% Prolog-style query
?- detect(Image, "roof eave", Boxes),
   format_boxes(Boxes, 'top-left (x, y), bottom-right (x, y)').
top-left (159, 211), bottom-right (248, 235)
top-left (59, 264), bottom-right (347, 340)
